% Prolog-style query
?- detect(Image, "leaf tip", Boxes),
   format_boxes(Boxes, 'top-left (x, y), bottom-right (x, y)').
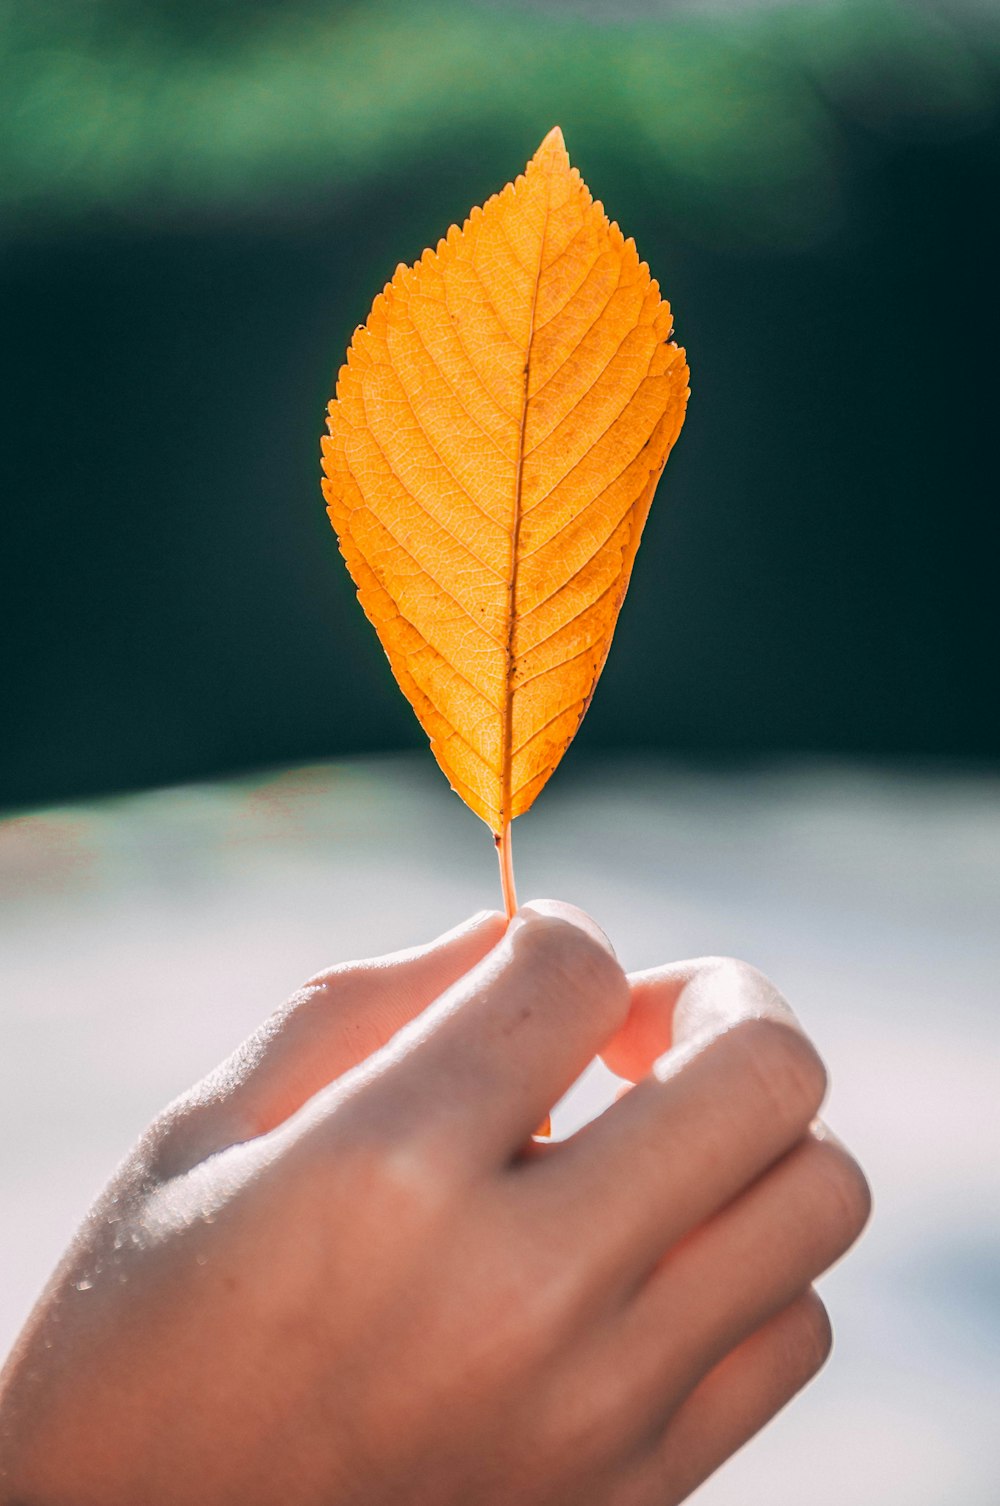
top-left (534, 124), bottom-right (569, 166)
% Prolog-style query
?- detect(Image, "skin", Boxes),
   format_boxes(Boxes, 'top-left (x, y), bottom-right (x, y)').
top-left (0, 900), bottom-right (870, 1505)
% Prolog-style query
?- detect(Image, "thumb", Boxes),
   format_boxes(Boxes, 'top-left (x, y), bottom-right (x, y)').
top-left (603, 956), bottom-right (804, 1083)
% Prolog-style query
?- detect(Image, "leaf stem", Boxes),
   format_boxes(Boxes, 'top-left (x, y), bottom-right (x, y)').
top-left (495, 821), bottom-right (518, 920)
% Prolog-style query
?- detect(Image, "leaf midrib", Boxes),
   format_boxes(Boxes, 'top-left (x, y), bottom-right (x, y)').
top-left (500, 178), bottom-right (553, 835)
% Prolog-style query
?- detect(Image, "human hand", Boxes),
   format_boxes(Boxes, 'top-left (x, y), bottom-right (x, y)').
top-left (0, 903), bottom-right (869, 1506)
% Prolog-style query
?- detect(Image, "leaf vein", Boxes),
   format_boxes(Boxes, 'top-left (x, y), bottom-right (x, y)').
top-left (526, 305), bottom-right (646, 451)
top-left (525, 320), bottom-right (654, 462)
top-left (523, 345), bottom-right (662, 516)
top-left (358, 387), bottom-right (507, 579)
top-left (540, 213), bottom-right (589, 277)
top-left (511, 697), bottom-right (586, 757)
top-left (533, 244), bottom-right (606, 334)
top-left (519, 509), bottom-right (635, 621)
top-left (401, 313), bottom-right (516, 463)
top-left (467, 256), bottom-right (522, 347)
top-left (443, 723), bottom-right (500, 775)
top-left (519, 434), bottom-right (659, 563)
top-left (369, 601), bottom-right (501, 713)
top-left (518, 577), bottom-right (620, 660)
top-left (353, 494), bottom-right (505, 652)
top-left (529, 271), bottom-right (631, 414)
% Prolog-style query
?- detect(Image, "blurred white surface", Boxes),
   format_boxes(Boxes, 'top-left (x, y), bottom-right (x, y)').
top-left (1, 756), bottom-right (998, 1503)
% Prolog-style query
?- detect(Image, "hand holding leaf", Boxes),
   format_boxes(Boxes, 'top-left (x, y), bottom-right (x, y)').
top-left (323, 128), bottom-right (689, 914)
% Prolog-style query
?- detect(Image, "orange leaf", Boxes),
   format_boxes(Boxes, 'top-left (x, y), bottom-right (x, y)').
top-left (322, 127), bottom-right (689, 912)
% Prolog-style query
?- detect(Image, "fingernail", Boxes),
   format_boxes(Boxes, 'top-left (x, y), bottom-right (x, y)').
top-left (516, 898), bottom-right (616, 957)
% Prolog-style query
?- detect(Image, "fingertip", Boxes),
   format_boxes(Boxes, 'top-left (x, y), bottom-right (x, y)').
top-left (516, 898), bottom-right (616, 958)
top-left (598, 1030), bottom-right (644, 1083)
top-left (810, 1123), bottom-right (875, 1243)
top-left (598, 968), bottom-right (686, 1082)
top-left (797, 1287), bottom-right (835, 1375)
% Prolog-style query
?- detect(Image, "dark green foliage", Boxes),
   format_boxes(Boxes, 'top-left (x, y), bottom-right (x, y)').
top-left (2, 0), bottom-right (998, 807)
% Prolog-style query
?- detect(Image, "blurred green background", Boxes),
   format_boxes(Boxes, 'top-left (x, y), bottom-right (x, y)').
top-left (3, 0), bottom-right (998, 810)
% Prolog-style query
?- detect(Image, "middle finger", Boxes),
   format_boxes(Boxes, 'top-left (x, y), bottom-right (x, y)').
top-left (518, 969), bottom-right (827, 1293)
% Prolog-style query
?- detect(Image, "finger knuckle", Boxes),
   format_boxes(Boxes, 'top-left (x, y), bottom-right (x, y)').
top-left (479, 1271), bottom-right (563, 1379)
top-left (730, 1015), bottom-right (828, 1129)
top-left (537, 1365), bottom-right (632, 1478)
top-left (336, 1130), bottom-right (453, 1226)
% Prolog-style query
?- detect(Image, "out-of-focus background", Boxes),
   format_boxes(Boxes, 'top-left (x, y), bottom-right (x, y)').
top-left (2, 1), bottom-right (998, 1501)
top-left (3, 0), bottom-right (999, 800)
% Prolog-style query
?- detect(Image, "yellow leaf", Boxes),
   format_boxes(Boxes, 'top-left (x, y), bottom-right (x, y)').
top-left (322, 127), bottom-right (689, 913)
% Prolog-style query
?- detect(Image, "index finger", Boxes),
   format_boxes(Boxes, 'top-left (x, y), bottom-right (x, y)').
top-left (296, 900), bottom-right (630, 1171)
top-left (524, 958), bottom-right (827, 1288)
